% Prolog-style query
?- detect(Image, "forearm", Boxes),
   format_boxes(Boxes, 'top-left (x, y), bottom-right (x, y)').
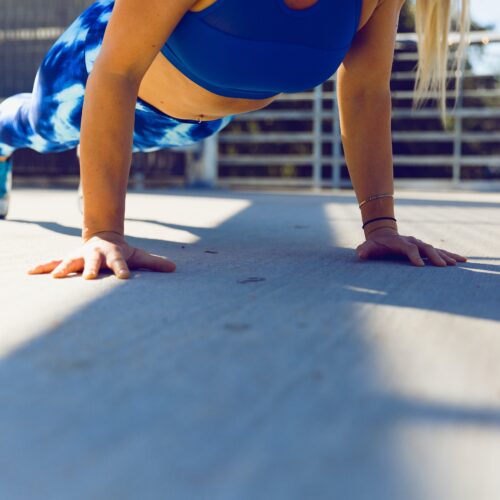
top-left (337, 87), bottom-right (398, 237)
top-left (79, 64), bottom-right (140, 241)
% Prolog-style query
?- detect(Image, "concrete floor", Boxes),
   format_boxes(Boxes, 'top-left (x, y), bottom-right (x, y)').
top-left (1, 186), bottom-right (499, 500)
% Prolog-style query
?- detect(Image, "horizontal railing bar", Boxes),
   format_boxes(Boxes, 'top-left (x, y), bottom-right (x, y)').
top-left (219, 133), bottom-right (318, 142)
top-left (392, 156), bottom-right (500, 166)
top-left (452, 132), bottom-right (500, 141)
top-left (232, 111), bottom-right (316, 120)
top-left (392, 132), bottom-right (500, 142)
top-left (231, 108), bottom-right (500, 120)
top-left (391, 70), bottom-right (500, 80)
top-left (217, 177), bottom-right (500, 189)
top-left (217, 155), bottom-right (500, 166)
top-left (0, 27), bottom-right (64, 41)
top-left (271, 89), bottom-right (500, 101)
top-left (218, 177), bottom-right (320, 187)
top-left (392, 108), bottom-right (500, 118)
top-left (219, 155), bottom-right (320, 164)
top-left (390, 89), bottom-right (500, 99)
top-left (393, 49), bottom-right (500, 62)
top-left (396, 31), bottom-right (500, 44)
top-left (219, 131), bottom-right (500, 143)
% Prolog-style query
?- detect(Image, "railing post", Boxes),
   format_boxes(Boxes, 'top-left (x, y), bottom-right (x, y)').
top-left (452, 52), bottom-right (466, 187)
top-left (312, 84), bottom-right (323, 191)
top-left (185, 136), bottom-right (218, 188)
top-left (132, 161), bottom-right (146, 190)
top-left (331, 76), bottom-right (342, 190)
top-left (203, 134), bottom-right (219, 187)
top-left (452, 111), bottom-right (462, 187)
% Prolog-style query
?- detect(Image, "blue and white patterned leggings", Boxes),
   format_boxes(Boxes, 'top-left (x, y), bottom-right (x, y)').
top-left (0, 0), bottom-right (234, 158)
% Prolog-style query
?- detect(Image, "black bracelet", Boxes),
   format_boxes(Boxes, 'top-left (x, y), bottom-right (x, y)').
top-left (362, 216), bottom-right (397, 229)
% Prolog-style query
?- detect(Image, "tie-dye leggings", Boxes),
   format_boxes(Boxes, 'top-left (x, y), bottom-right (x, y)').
top-left (0, 0), bottom-right (235, 158)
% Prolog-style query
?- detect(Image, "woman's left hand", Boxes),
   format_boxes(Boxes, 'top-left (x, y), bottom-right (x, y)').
top-left (356, 227), bottom-right (468, 267)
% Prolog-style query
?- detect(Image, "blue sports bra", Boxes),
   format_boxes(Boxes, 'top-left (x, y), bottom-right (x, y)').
top-left (161, 0), bottom-right (363, 99)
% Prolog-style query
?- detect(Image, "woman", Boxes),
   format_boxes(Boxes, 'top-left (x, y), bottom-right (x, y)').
top-left (0, 0), bottom-right (469, 279)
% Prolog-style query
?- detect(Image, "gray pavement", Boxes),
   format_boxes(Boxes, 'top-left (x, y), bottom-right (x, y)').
top-left (1, 186), bottom-right (499, 500)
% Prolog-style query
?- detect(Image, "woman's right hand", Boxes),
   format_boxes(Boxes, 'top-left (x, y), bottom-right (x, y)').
top-left (26, 231), bottom-right (176, 279)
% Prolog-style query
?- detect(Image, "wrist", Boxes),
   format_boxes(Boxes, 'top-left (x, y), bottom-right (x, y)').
top-left (359, 195), bottom-right (395, 219)
top-left (82, 228), bottom-right (125, 243)
top-left (364, 223), bottom-right (398, 239)
top-left (83, 213), bottom-right (124, 242)
top-left (358, 193), bottom-right (397, 237)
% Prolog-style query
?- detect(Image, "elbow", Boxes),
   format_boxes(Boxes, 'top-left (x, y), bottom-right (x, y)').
top-left (91, 56), bottom-right (144, 89)
top-left (337, 68), bottom-right (392, 101)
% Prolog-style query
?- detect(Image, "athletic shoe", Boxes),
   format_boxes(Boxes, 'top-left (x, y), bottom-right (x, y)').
top-left (0, 156), bottom-right (13, 219)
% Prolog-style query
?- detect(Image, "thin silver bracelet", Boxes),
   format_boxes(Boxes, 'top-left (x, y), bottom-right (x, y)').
top-left (358, 193), bottom-right (394, 209)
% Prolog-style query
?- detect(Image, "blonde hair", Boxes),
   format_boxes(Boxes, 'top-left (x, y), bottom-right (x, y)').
top-left (412, 0), bottom-right (471, 126)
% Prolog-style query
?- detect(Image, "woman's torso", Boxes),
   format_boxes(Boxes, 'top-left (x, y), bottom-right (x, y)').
top-left (137, 0), bottom-right (379, 122)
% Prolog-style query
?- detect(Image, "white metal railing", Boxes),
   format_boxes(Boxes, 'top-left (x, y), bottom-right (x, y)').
top-left (1, 26), bottom-right (499, 189)
top-left (195, 32), bottom-right (500, 190)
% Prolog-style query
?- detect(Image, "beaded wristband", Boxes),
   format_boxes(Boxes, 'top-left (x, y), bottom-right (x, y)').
top-left (358, 193), bottom-right (394, 209)
top-left (362, 216), bottom-right (397, 229)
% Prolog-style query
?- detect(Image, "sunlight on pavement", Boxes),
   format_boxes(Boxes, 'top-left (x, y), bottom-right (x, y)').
top-left (343, 285), bottom-right (387, 296)
top-left (460, 266), bottom-right (500, 276)
top-left (125, 193), bottom-right (252, 229)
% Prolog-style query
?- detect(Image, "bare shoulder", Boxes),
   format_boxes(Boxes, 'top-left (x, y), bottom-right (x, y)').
top-left (357, 0), bottom-right (406, 32)
top-left (95, 0), bottom-right (199, 79)
top-left (340, 0), bottom-right (407, 93)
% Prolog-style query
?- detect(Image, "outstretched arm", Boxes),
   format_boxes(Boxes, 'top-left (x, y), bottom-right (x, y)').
top-left (28, 0), bottom-right (197, 279)
top-left (80, 0), bottom-right (197, 240)
top-left (336, 0), bottom-right (466, 267)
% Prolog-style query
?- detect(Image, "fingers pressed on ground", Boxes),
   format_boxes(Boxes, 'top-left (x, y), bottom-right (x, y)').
top-left (417, 243), bottom-right (447, 267)
top-left (52, 258), bottom-right (83, 278)
top-left (106, 254), bottom-right (130, 279)
top-left (83, 249), bottom-right (103, 279)
top-left (405, 243), bottom-right (425, 266)
top-left (27, 259), bottom-right (62, 274)
top-left (129, 248), bottom-right (176, 273)
top-left (436, 250), bottom-right (457, 266)
top-left (437, 249), bottom-right (468, 262)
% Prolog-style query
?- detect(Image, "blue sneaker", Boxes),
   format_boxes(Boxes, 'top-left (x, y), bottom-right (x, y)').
top-left (0, 156), bottom-right (13, 219)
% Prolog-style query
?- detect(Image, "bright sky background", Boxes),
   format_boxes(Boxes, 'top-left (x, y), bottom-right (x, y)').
top-left (465, 1), bottom-right (499, 74)
top-left (470, 0), bottom-right (500, 30)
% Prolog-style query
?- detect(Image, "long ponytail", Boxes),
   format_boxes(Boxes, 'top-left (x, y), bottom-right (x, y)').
top-left (412, 0), bottom-right (471, 126)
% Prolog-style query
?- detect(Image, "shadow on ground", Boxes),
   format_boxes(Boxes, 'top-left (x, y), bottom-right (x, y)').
top-left (1, 189), bottom-right (499, 500)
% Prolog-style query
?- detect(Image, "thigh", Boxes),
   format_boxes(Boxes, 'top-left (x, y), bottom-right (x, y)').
top-left (30, 0), bottom-right (235, 153)
top-left (28, 2), bottom-right (101, 145)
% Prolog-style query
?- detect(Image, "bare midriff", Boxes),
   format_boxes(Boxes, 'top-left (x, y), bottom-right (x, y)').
top-left (137, 0), bottom-right (376, 122)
